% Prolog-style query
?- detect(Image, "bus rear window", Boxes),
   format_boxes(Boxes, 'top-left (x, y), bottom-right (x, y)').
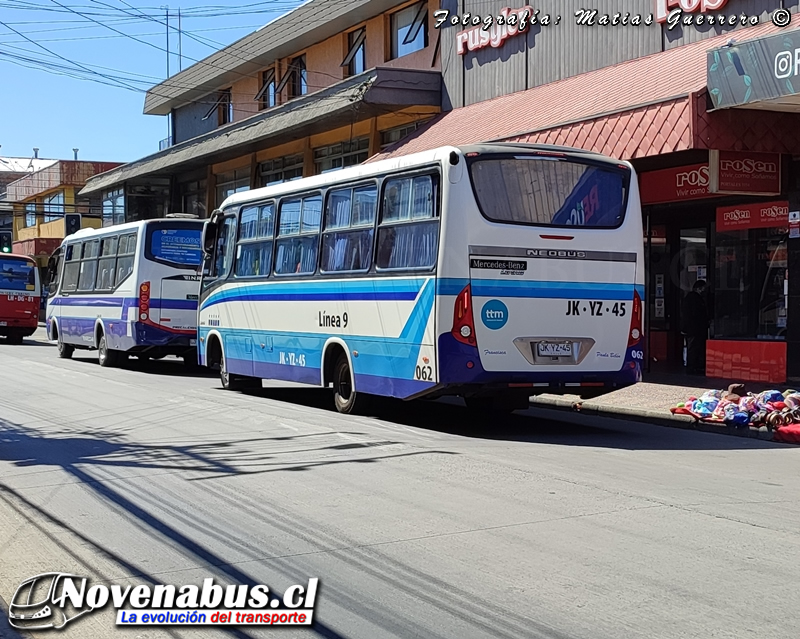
top-left (146, 226), bottom-right (203, 267)
top-left (468, 156), bottom-right (629, 228)
top-left (0, 258), bottom-right (36, 291)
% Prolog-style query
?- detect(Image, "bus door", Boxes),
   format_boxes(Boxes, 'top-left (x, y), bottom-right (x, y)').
top-left (45, 247), bottom-right (62, 328)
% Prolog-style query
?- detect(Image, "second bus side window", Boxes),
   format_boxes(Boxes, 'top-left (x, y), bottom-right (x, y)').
top-left (62, 243), bottom-right (80, 292)
top-left (376, 174), bottom-right (438, 270)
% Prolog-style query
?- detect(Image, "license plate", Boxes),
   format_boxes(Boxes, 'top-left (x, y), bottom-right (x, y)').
top-left (537, 341), bottom-right (572, 357)
top-left (190, 339), bottom-right (197, 346)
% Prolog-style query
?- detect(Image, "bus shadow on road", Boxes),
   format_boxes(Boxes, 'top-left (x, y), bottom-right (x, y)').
top-left (251, 387), bottom-right (786, 452)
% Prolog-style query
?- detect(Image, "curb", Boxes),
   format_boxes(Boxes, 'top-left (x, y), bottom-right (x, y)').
top-left (528, 396), bottom-right (778, 442)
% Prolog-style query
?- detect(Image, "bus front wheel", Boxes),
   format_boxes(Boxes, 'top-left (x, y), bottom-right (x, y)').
top-left (57, 332), bottom-right (74, 359)
top-left (333, 354), bottom-right (370, 415)
top-left (220, 349), bottom-right (260, 391)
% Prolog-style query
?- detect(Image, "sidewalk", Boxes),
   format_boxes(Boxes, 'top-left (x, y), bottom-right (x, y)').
top-left (529, 372), bottom-right (798, 443)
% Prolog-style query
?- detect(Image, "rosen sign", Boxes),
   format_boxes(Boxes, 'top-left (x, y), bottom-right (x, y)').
top-left (639, 163), bottom-right (716, 205)
top-left (656, 0), bottom-right (730, 23)
top-left (709, 150), bottom-right (781, 196)
top-left (716, 201), bottom-right (789, 231)
top-left (455, 7), bottom-right (532, 55)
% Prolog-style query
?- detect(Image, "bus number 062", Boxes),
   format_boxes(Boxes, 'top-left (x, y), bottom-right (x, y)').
top-left (415, 365), bottom-right (432, 381)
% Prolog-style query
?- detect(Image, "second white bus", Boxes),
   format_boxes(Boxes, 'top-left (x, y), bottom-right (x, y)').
top-left (46, 218), bottom-right (205, 366)
top-left (199, 143), bottom-right (645, 413)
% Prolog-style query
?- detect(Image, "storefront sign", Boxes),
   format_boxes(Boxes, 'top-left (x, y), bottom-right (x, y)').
top-left (716, 200), bottom-right (789, 231)
top-left (708, 150), bottom-right (781, 195)
top-left (656, 0), bottom-right (729, 23)
top-left (708, 28), bottom-right (800, 110)
top-left (455, 7), bottom-right (533, 55)
top-left (639, 163), bottom-right (717, 205)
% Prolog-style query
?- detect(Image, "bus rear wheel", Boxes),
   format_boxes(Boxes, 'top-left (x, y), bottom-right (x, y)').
top-left (57, 332), bottom-right (74, 359)
top-left (333, 354), bottom-right (370, 415)
top-left (98, 334), bottom-right (120, 368)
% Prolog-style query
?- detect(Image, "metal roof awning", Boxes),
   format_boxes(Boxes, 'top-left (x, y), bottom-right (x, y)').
top-left (82, 67), bottom-right (441, 196)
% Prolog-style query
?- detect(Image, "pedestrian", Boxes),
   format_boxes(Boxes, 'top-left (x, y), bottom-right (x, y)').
top-left (681, 279), bottom-right (709, 375)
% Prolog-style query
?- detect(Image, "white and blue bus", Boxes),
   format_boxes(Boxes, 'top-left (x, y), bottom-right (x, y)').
top-left (199, 143), bottom-right (645, 413)
top-left (46, 217), bottom-right (205, 366)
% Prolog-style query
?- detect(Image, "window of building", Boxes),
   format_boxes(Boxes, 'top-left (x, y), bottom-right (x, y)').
top-left (218, 88), bottom-right (233, 125)
top-left (376, 173), bottom-right (438, 270)
top-left (260, 154), bottom-right (304, 187)
top-left (102, 188), bottom-right (125, 226)
top-left (215, 168), bottom-right (250, 207)
top-left (274, 194), bottom-right (321, 275)
top-left (714, 226), bottom-right (788, 340)
top-left (256, 69), bottom-right (277, 110)
top-left (390, 1), bottom-right (428, 59)
top-left (321, 184), bottom-right (377, 273)
top-left (342, 27), bottom-right (366, 76)
top-left (313, 137), bottom-right (369, 174)
top-left (43, 191), bottom-right (64, 223)
top-left (289, 55), bottom-right (307, 98)
top-left (180, 179), bottom-right (207, 218)
top-left (235, 202), bottom-right (275, 277)
top-left (380, 120), bottom-right (431, 150)
top-left (24, 202), bottom-right (37, 228)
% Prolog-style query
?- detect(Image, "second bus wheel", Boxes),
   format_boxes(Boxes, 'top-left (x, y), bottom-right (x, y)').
top-left (98, 334), bottom-right (121, 368)
top-left (56, 332), bottom-right (74, 359)
top-left (332, 354), bottom-right (371, 415)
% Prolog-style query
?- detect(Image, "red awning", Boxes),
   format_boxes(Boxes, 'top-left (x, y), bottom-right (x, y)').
top-left (370, 22), bottom-right (788, 162)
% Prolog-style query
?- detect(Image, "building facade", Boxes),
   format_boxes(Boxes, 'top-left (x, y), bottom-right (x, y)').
top-left (80, 0), bottom-right (444, 222)
top-left (6, 160), bottom-right (123, 273)
top-left (372, 0), bottom-right (800, 382)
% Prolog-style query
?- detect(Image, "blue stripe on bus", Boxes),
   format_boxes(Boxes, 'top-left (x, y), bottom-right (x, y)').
top-left (437, 278), bottom-right (637, 300)
top-left (50, 296), bottom-right (196, 310)
top-left (200, 278), bottom-right (429, 310)
top-left (149, 299), bottom-right (198, 310)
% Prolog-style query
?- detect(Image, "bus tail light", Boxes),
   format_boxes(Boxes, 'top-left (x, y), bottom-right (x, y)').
top-left (628, 289), bottom-right (642, 348)
top-left (452, 284), bottom-right (476, 346)
top-left (139, 281), bottom-right (150, 321)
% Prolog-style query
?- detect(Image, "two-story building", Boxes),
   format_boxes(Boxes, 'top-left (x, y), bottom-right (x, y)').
top-left (369, 0), bottom-right (800, 383)
top-left (80, 0), bottom-right (443, 222)
top-left (6, 160), bottom-right (123, 276)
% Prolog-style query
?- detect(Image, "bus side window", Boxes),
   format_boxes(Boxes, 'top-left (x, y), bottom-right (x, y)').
top-left (61, 243), bottom-right (80, 293)
top-left (213, 217), bottom-right (237, 279)
top-left (116, 234), bottom-right (137, 285)
top-left (46, 247), bottom-right (62, 297)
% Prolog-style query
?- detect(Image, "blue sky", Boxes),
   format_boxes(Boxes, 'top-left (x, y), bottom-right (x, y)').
top-left (0, 0), bottom-right (303, 163)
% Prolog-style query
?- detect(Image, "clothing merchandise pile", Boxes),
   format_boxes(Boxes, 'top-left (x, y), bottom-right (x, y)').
top-left (671, 385), bottom-right (800, 444)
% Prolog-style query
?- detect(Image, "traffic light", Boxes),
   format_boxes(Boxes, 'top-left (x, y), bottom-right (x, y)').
top-left (64, 213), bottom-right (81, 236)
top-left (0, 230), bottom-right (11, 253)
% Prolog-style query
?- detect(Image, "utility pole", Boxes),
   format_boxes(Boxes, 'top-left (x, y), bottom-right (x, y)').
top-left (165, 6), bottom-right (170, 79)
top-left (178, 7), bottom-right (182, 72)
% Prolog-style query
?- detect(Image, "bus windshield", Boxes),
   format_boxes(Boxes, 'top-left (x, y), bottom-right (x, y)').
top-left (468, 155), bottom-right (629, 228)
top-left (145, 225), bottom-right (203, 268)
top-left (0, 257), bottom-right (36, 291)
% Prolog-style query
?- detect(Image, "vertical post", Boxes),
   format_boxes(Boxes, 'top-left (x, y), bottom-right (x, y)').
top-left (165, 6), bottom-right (170, 141)
top-left (165, 7), bottom-right (170, 79)
top-left (178, 8), bottom-right (182, 72)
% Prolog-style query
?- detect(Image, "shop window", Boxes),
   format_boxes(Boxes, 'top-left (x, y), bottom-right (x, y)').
top-left (376, 173), bottom-right (438, 270)
top-left (380, 120), bottom-right (430, 150)
top-left (714, 226), bottom-right (788, 340)
top-left (102, 188), bottom-right (125, 226)
top-left (343, 27), bottom-right (366, 76)
top-left (180, 179), bottom-right (207, 218)
top-left (313, 138), bottom-right (369, 174)
top-left (390, 2), bottom-right (428, 59)
top-left (320, 184), bottom-right (377, 272)
top-left (274, 194), bottom-right (321, 275)
top-left (215, 168), bottom-right (250, 208)
top-left (260, 154), bottom-right (304, 186)
top-left (256, 68), bottom-right (276, 110)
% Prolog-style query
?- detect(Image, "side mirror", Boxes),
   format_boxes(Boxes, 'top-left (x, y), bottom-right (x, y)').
top-left (202, 210), bottom-right (223, 257)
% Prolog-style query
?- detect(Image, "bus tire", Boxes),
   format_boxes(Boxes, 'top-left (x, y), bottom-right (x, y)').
top-left (6, 334), bottom-right (23, 345)
top-left (98, 334), bottom-right (120, 368)
top-left (219, 349), bottom-right (260, 391)
top-left (57, 332), bottom-right (74, 359)
top-left (333, 354), bottom-right (370, 415)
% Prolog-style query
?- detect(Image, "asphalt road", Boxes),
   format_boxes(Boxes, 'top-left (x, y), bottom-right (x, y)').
top-left (1, 329), bottom-right (799, 639)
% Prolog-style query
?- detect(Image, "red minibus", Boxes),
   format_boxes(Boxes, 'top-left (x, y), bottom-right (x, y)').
top-left (0, 253), bottom-right (40, 343)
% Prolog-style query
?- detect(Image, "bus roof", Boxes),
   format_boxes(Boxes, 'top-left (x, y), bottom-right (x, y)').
top-left (219, 143), bottom-right (630, 210)
top-left (60, 218), bottom-right (205, 244)
top-left (0, 253), bottom-right (36, 263)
